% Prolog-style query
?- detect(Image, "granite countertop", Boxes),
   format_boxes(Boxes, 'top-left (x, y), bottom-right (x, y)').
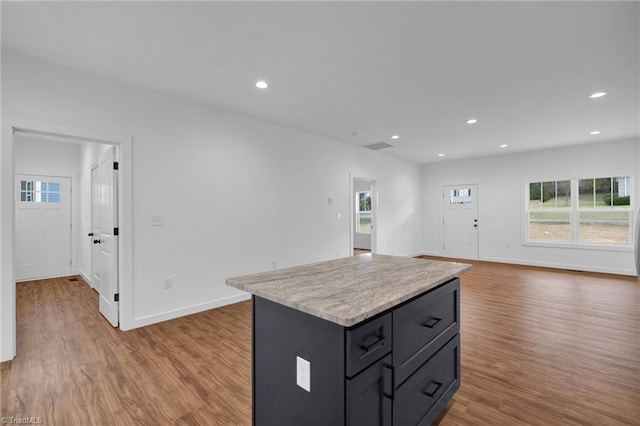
top-left (226, 254), bottom-right (472, 327)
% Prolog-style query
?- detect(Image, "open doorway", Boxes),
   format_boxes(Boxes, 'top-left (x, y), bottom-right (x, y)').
top-left (13, 133), bottom-right (119, 326)
top-left (1, 117), bottom-right (132, 362)
top-left (351, 176), bottom-right (377, 256)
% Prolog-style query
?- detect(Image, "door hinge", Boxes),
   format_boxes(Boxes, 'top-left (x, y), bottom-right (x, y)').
top-left (113, 161), bottom-right (119, 170)
top-left (114, 227), bottom-right (119, 236)
top-left (114, 293), bottom-right (120, 302)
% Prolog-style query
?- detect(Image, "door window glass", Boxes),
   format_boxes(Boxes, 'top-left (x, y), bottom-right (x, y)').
top-left (450, 188), bottom-right (472, 204)
top-left (20, 180), bottom-right (61, 203)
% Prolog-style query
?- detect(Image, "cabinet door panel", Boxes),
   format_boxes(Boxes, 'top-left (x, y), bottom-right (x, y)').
top-left (346, 354), bottom-right (392, 426)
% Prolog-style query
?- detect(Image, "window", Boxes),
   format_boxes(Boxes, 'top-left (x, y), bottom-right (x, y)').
top-left (526, 176), bottom-right (631, 246)
top-left (355, 191), bottom-right (371, 233)
top-left (20, 180), bottom-right (61, 203)
top-left (450, 188), bottom-right (472, 204)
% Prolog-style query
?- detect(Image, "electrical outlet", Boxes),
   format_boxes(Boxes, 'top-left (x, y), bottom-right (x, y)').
top-left (296, 356), bottom-right (311, 392)
top-left (272, 261), bottom-right (278, 270)
top-left (163, 277), bottom-right (173, 289)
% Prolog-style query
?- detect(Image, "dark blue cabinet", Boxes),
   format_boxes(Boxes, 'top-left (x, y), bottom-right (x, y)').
top-left (252, 278), bottom-right (461, 426)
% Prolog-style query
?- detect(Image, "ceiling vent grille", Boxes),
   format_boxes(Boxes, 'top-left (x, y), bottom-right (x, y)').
top-left (364, 141), bottom-right (394, 151)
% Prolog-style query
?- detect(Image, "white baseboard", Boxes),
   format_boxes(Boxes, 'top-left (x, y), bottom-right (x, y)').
top-left (412, 252), bottom-right (635, 276)
top-left (77, 269), bottom-right (92, 286)
top-left (480, 256), bottom-right (636, 276)
top-left (420, 250), bottom-right (442, 257)
top-left (132, 293), bottom-right (252, 329)
top-left (403, 251), bottom-right (427, 258)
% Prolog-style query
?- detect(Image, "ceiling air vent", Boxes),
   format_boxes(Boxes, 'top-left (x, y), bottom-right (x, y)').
top-left (364, 141), bottom-right (394, 151)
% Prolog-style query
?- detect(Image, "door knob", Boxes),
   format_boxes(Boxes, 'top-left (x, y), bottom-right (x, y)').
top-left (88, 232), bottom-right (94, 237)
top-left (93, 239), bottom-right (102, 244)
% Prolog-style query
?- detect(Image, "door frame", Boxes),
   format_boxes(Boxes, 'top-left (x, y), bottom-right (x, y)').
top-left (90, 163), bottom-right (99, 290)
top-left (441, 183), bottom-right (480, 260)
top-left (1, 116), bottom-right (133, 361)
top-left (349, 174), bottom-right (378, 255)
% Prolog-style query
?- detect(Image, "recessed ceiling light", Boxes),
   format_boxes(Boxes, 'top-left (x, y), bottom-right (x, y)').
top-left (589, 92), bottom-right (606, 99)
top-left (391, 135), bottom-right (399, 140)
top-left (500, 144), bottom-right (508, 148)
top-left (590, 130), bottom-right (601, 135)
top-left (256, 80), bottom-right (268, 89)
top-left (438, 153), bottom-right (445, 157)
top-left (466, 119), bottom-right (478, 124)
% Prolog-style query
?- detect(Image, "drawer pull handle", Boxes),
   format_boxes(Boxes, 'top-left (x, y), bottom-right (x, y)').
top-left (422, 317), bottom-right (442, 328)
top-left (382, 363), bottom-right (394, 400)
top-left (422, 381), bottom-right (442, 398)
top-left (360, 336), bottom-right (386, 353)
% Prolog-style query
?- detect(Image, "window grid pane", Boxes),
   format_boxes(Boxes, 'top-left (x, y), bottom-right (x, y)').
top-left (579, 211), bottom-right (630, 244)
top-left (528, 212), bottom-right (571, 241)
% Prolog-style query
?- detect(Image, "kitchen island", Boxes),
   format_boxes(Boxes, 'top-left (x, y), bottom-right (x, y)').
top-left (226, 254), bottom-right (471, 426)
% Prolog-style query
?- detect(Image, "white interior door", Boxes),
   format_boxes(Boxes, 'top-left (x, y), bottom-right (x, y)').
top-left (15, 175), bottom-right (72, 281)
top-left (90, 165), bottom-right (100, 290)
top-left (96, 147), bottom-right (119, 327)
top-left (443, 184), bottom-right (479, 259)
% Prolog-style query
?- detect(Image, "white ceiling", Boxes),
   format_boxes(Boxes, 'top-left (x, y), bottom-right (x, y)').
top-left (2, 1), bottom-right (639, 164)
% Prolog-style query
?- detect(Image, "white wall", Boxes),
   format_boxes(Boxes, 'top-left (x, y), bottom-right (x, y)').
top-left (13, 133), bottom-right (81, 277)
top-left (422, 138), bottom-right (638, 275)
top-left (1, 50), bottom-right (424, 349)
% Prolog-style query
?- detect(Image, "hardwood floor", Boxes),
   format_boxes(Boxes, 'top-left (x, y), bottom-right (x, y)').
top-left (353, 248), bottom-right (371, 256)
top-left (1, 276), bottom-right (251, 425)
top-left (2, 262), bottom-right (639, 425)
top-left (425, 257), bottom-right (640, 426)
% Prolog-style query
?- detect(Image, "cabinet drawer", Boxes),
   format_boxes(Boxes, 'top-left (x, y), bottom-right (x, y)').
top-left (346, 313), bottom-right (392, 377)
top-left (393, 278), bottom-right (459, 386)
top-left (394, 334), bottom-right (460, 426)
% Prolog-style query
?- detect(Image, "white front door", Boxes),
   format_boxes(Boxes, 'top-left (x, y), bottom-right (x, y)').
top-left (15, 175), bottom-right (72, 280)
top-left (96, 147), bottom-right (119, 327)
top-left (443, 184), bottom-right (479, 259)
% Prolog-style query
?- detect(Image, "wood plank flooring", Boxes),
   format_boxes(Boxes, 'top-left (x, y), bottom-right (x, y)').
top-left (2, 261), bottom-right (639, 425)
top-left (1, 276), bottom-right (252, 425)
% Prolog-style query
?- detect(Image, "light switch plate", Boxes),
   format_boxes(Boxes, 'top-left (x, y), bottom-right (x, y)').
top-left (150, 214), bottom-right (164, 227)
top-left (296, 356), bottom-right (311, 392)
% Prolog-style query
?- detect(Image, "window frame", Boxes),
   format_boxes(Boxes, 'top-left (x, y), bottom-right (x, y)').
top-left (524, 175), bottom-right (633, 251)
